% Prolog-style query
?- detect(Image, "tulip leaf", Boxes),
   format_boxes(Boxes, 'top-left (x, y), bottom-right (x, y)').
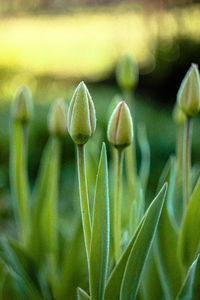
top-left (0, 237), bottom-right (51, 300)
top-left (179, 175), bottom-right (200, 269)
top-left (154, 157), bottom-right (182, 299)
top-left (29, 136), bottom-right (60, 266)
top-left (104, 183), bottom-right (167, 300)
top-left (77, 287), bottom-right (90, 300)
top-left (119, 183), bottom-right (167, 300)
top-left (176, 255), bottom-right (200, 300)
top-left (89, 143), bottom-right (109, 300)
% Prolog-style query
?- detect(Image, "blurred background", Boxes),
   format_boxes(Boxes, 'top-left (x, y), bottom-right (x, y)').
top-left (1, 0), bottom-right (200, 230)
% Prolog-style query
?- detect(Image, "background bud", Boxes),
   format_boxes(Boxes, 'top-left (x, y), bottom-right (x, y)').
top-left (67, 81), bottom-right (96, 144)
top-left (107, 101), bottom-right (133, 149)
top-left (178, 64), bottom-right (200, 117)
top-left (172, 104), bottom-right (186, 125)
top-left (12, 86), bottom-right (33, 123)
top-left (48, 98), bottom-right (67, 137)
top-left (116, 54), bottom-right (138, 92)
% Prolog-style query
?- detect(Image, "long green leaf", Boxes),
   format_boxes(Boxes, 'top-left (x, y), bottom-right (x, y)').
top-left (89, 143), bottom-right (109, 300)
top-left (77, 287), bottom-right (90, 300)
top-left (104, 184), bottom-right (167, 300)
top-left (29, 136), bottom-right (60, 268)
top-left (178, 175), bottom-right (200, 269)
top-left (176, 255), bottom-right (200, 300)
top-left (119, 183), bottom-right (167, 300)
top-left (154, 157), bottom-right (181, 299)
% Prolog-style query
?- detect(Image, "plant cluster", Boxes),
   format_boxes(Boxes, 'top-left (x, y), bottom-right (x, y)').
top-left (0, 55), bottom-right (200, 300)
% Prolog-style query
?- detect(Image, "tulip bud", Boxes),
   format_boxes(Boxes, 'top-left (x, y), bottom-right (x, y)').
top-left (107, 101), bottom-right (133, 149)
top-left (178, 64), bottom-right (200, 117)
top-left (172, 104), bottom-right (186, 126)
top-left (12, 86), bottom-right (33, 123)
top-left (48, 98), bottom-right (67, 136)
top-left (67, 81), bottom-right (96, 145)
top-left (116, 54), bottom-right (138, 92)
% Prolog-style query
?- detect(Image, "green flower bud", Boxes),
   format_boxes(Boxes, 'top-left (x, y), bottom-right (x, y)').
top-left (116, 54), bottom-right (138, 92)
top-left (172, 104), bottom-right (186, 125)
top-left (48, 98), bottom-right (67, 137)
top-left (12, 86), bottom-right (33, 123)
top-left (178, 64), bottom-right (200, 117)
top-left (107, 101), bottom-right (133, 149)
top-left (67, 81), bottom-right (96, 145)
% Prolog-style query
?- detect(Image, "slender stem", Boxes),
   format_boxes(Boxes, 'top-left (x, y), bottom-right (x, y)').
top-left (114, 149), bottom-right (123, 262)
top-left (10, 121), bottom-right (30, 246)
top-left (176, 124), bottom-right (184, 175)
top-left (124, 91), bottom-right (137, 204)
top-left (183, 117), bottom-right (192, 207)
top-left (77, 144), bottom-right (91, 265)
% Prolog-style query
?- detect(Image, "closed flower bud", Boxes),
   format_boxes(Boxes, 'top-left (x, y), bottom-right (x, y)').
top-left (12, 86), bottom-right (33, 123)
top-left (116, 54), bottom-right (138, 92)
top-left (67, 81), bottom-right (96, 145)
top-left (107, 101), bottom-right (133, 149)
top-left (172, 104), bottom-right (186, 125)
top-left (48, 98), bottom-right (67, 136)
top-left (178, 64), bottom-right (200, 117)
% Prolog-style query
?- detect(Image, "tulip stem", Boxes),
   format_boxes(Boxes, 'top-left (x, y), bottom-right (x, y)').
top-left (77, 144), bottom-right (91, 265)
top-left (114, 149), bottom-right (123, 262)
top-left (183, 116), bottom-right (192, 207)
top-left (124, 91), bottom-right (137, 205)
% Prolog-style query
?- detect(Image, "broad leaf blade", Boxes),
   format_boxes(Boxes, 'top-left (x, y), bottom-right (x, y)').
top-left (154, 157), bottom-right (181, 299)
top-left (178, 176), bottom-right (200, 269)
top-left (77, 287), bottom-right (90, 300)
top-left (89, 143), bottom-right (109, 300)
top-left (104, 184), bottom-right (167, 300)
top-left (119, 184), bottom-right (167, 300)
top-left (176, 255), bottom-right (200, 300)
top-left (29, 136), bottom-right (60, 266)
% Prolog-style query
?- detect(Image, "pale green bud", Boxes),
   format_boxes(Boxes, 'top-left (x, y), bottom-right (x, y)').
top-left (67, 81), bottom-right (96, 145)
top-left (178, 64), bottom-right (200, 117)
top-left (107, 101), bottom-right (133, 149)
top-left (116, 54), bottom-right (138, 92)
top-left (172, 104), bottom-right (186, 125)
top-left (12, 86), bottom-right (33, 123)
top-left (48, 98), bottom-right (67, 136)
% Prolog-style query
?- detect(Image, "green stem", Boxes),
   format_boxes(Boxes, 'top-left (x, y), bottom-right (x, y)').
top-left (10, 121), bottom-right (30, 246)
top-left (176, 124), bottom-right (184, 175)
top-left (77, 144), bottom-right (91, 265)
top-left (183, 117), bottom-right (192, 207)
top-left (114, 149), bottom-right (123, 262)
top-left (124, 91), bottom-right (137, 204)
